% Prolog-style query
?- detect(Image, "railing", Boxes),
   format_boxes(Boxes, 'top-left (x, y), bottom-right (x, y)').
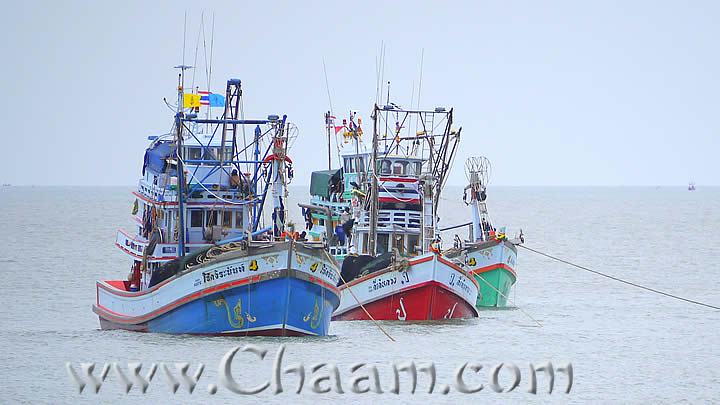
top-left (115, 229), bottom-right (211, 261)
top-left (137, 177), bottom-right (177, 203)
top-left (309, 196), bottom-right (350, 210)
top-left (358, 209), bottom-right (422, 230)
top-left (328, 245), bottom-right (348, 258)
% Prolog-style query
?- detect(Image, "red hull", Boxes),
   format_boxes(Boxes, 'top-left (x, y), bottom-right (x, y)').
top-left (332, 281), bottom-right (477, 321)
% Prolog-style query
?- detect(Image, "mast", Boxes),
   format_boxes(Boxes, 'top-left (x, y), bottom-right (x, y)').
top-left (173, 67), bottom-right (192, 257)
top-left (368, 104), bottom-right (380, 255)
top-left (271, 115), bottom-right (289, 239)
top-left (465, 157), bottom-right (491, 242)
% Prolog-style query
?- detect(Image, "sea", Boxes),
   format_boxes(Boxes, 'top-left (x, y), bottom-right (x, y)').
top-left (0, 185), bottom-right (718, 403)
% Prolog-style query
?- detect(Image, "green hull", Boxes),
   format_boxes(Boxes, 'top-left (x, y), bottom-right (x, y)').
top-left (473, 268), bottom-right (516, 308)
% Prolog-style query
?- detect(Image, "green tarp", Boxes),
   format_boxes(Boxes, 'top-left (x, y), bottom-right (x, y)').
top-left (309, 169), bottom-right (342, 198)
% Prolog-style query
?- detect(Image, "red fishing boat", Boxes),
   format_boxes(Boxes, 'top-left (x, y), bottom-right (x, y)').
top-left (329, 104), bottom-right (480, 321)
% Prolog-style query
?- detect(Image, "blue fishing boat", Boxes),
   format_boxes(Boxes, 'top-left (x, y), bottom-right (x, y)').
top-left (93, 73), bottom-right (340, 336)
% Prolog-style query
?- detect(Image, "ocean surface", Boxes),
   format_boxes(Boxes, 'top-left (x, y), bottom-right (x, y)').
top-left (0, 185), bottom-right (718, 403)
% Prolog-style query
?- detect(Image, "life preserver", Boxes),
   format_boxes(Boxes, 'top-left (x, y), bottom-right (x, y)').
top-left (262, 154), bottom-right (293, 164)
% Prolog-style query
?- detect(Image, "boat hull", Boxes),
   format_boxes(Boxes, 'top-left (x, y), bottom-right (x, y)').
top-left (332, 253), bottom-right (479, 321)
top-left (94, 242), bottom-right (340, 336)
top-left (464, 240), bottom-right (518, 308)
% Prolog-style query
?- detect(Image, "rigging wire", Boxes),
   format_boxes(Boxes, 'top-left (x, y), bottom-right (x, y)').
top-left (321, 57), bottom-right (342, 168)
top-left (414, 48), bottom-right (424, 137)
top-left (518, 244), bottom-right (720, 311)
top-left (322, 57), bottom-right (334, 115)
top-left (190, 12), bottom-right (204, 91)
top-left (207, 12), bottom-right (215, 95)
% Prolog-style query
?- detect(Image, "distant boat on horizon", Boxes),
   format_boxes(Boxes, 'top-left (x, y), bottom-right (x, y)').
top-left (1, 183), bottom-right (10, 187)
top-left (688, 181), bottom-right (696, 191)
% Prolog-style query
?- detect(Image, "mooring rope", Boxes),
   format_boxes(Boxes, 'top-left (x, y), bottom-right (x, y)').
top-left (334, 266), bottom-right (396, 342)
top-left (473, 272), bottom-right (543, 327)
top-left (518, 245), bottom-right (720, 311)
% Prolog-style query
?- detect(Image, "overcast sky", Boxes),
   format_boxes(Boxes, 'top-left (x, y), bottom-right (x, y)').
top-left (1, 0), bottom-right (718, 186)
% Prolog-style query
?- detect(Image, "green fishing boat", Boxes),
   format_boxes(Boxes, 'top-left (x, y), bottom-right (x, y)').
top-left (445, 157), bottom-right (520, 308)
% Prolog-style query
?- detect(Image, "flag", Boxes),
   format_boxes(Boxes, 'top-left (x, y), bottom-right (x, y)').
top-left (183, 93), bottom-right (201, 108)
top-left (198, 91), bottom-right (211, 106)
top-left (334, 125), bottom-right (345, 135)
top-left (208, 93), bottom-right (225, 107)
top-left (195, 91), bottom-right (225, 107)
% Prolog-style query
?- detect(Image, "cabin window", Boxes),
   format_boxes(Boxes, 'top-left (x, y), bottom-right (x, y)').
top-left (379, 160), bottom-right (391, 174)
top-left (344, 158), bottom-right (354, 173)
top-left (224, 146), bottom-right (234, 161)
top-left (204, 147), bottom-right (220, 163)
top-left (235, 211), bottom-right (244, 228)
top-left (392, 161), bottom-right (407, 175)
top-left (357, 157), bottom-right (365, 172)
top-left (377, 233), bottom-right (389, 254)
top-left (362, 234), bottom-right (369, 254)
top-left (187, 147), bottom-right (202, 160)
top-left (406, 161), bottom-right (420, 175)
top-left (206, 210), bottom-right (218, 226)
top-left (222, 211), bottom-right (232, 228)
top-left (190, 210), bottom-right (203, 227)
top-left (407, 234), bottom-right (420, 256)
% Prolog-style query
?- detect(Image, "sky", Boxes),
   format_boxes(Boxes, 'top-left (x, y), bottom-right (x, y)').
top-left (1, 0), bottom-right (718, 186)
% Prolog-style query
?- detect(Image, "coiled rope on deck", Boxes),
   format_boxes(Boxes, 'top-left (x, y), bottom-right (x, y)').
top-left (518, 245), bottom-right (720, 311)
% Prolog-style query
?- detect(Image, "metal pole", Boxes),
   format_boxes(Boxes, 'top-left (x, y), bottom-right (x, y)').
top-left (368, 104), bottom-right (379, 255)
top-left (175, 72), bottom-right (187, 257)
top-left (326, 111), bottom-right (332, 170)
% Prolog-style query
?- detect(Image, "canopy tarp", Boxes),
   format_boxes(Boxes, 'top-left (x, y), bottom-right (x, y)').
top-left (309, 169), bottom-right (342, 198)
top-left (143, 142), bottom-right (175, 175)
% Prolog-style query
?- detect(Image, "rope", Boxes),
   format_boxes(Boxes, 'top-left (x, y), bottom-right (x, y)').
top-left (472, 272), bottom-right (543, 327)
top-left (519, 245), bottom-right (720, 311)
top-left (333, 265), bottom-right (395, 342)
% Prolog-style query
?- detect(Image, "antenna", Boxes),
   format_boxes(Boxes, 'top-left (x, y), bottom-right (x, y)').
top-left (322, 57), bottom-right (334, 114)
top-left (322, 57), bottom-right (336, 170)
top-left (182, 11), bottom-right (187, 67)
top-left (375, 42), bottom-right (386, 106)
top-left (208, 12), bottom-right (215, 92)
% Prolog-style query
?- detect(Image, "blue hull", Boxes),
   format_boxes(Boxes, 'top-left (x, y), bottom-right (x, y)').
top-left (100, 276), bottom-right (339, 336)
